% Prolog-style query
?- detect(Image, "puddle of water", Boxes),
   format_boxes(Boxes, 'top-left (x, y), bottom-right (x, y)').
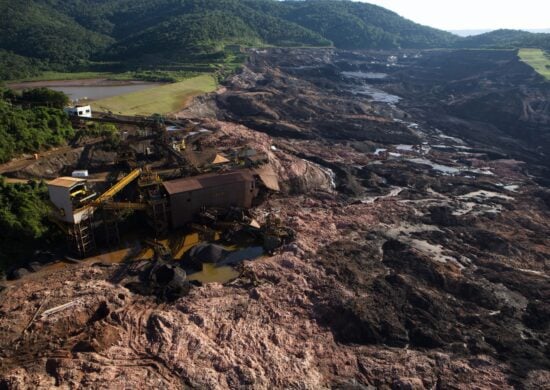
top-left (186, 245), bottom-right (264, 284)
top-left (464, 167), bottom-right (494, 176)
top-left (8, 245), bottom-right (138, 285)
top-left (452, 202), bottom-right (504, 217)
top-left (187, 263), bottom-right (240, 284)
top-left (351, 85), bottom-right (401, 104)
top-left (342, 71), bottom-right (388, 79)
top-left (9, 228), bottom-right (259, 286)
top-left (396, 144), bottom-right (415, 151)
top-left (438, 134), bottom-right (465, 145)
top-left (362, 186), bottom-right (404, 204)
top-left (173, 233), bottom-right (201, 260)
top-left (85, 247), bottom-right (135, 264)
top-left (285, 65), bottom-right (321, 70)
top-left (458, 190), bottom-right (514, 201)
top-left (504, 185), bottom-right (519, 192)
top-left (408, 158), bottom-right (460, 174)
top-left (221, 246), bottom-right (264, 265)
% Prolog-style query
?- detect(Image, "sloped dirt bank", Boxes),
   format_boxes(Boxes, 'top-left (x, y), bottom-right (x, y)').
top-left (1, 48), bottom-right (549, 388)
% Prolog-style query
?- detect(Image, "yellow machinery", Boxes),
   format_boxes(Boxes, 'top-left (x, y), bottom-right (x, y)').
top-left (91, 168), bottom-right (142, 206)
top-left (102, 201), bottom-right (148, 211)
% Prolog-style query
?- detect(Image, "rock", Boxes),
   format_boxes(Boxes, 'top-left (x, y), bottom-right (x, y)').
top-left (7, 268), bottom-right (29, 280)
top-left (27, 262), bottom-right (42, 272)
top-left (249, 288), bottom-right (261, 300)
top-left (124, 259), bottom-right (190, 302)
top-left (429, 206), bottom-right (459, 226)
top-left (523, 301), bottom-right (550, 330)
top-left (182, 244), bottom-right (229, 269)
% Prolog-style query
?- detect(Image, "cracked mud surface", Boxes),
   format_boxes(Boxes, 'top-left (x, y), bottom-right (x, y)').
top-left (1, 48), bottom-right (549, 389)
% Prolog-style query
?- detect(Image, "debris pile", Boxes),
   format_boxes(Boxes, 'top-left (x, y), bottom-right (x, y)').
top-left (121, 259), bottom-right (190, 302)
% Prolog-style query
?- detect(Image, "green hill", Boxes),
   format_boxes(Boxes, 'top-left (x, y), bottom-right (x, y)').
top-left (456, 29), bottom-right (550, 50)
top-left (1, 0), bottom-right (549, 80)
top-left (273, 0), bottom-right (458, 49)
top-left (0, 0), bottom-right (112, 65)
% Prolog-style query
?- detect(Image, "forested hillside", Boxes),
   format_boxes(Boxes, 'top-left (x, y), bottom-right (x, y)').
top-left (0, 88), bottom-right (73, 162)
top-left (0, 0), bottom-right (112, 66)
top-left (457, 29), bottom-right (550, 50)
top-left (0, 0), bottom-right (549, 80)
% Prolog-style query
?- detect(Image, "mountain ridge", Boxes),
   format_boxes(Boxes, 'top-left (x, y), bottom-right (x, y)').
top-left (0, 0), bottom-right (549, 80)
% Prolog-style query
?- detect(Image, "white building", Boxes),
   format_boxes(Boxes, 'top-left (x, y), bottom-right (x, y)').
top-left (47, 177), bottom-right (95, 223)
top-left (64, 105), bottom-right (92, 118)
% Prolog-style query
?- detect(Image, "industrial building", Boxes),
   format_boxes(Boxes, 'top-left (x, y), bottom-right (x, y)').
top-left (46, 113), bottom-right (280, 257)
top-left (164, 170), bottom-right (257, 228)
top-left (48, 177), bottom-right (96, 224)
top-left (47, 167), bottom-right (271, 256)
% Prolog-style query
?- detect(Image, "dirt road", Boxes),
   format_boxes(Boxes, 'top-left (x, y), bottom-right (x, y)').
top-left (0, 138), bottom-right (105, 176)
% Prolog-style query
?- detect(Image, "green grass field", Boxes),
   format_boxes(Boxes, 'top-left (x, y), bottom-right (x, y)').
top-left (91, 74), bottom-right (217, 115)
top-left (519, 49), bottom-right (550, 80)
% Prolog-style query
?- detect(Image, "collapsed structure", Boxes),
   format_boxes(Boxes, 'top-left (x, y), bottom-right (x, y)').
top-left (164, 171), bottom-right (257, 228)
top-left (47, 113), bottom-right (278, 257)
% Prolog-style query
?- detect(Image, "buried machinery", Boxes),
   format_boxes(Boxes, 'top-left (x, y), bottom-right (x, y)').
top-left (47, 114), bottom-right (290, 258)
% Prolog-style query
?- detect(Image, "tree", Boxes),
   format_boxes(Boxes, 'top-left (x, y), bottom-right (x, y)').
top-left (21, 88), bottom-right (69, 109)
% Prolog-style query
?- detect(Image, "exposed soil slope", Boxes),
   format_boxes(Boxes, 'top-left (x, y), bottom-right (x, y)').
top-left (1, 48), bottom-right (549, 389)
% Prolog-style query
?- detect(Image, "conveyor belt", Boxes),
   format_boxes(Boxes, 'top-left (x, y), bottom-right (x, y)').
top-left (92, 168), bottom-right (142, 205)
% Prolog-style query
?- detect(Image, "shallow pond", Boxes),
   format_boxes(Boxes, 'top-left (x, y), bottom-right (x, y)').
top-left (187, 264), bottom-right (240, 284)
top-left (49, 83), bottom-right (162, 101)
top-left (9, 80), bottom-right (163, 101)
top-left (187, 246), bottom-right (264, 284)
top-left (350, 84), bottom-right (401, 104)
top-left (342, 71), bottom-right (388, 79)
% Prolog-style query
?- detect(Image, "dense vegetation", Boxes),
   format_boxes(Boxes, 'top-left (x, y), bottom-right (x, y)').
top-left (4, 0), bottom-right (548, 81)
top-left (0, 0), bottom-right (548, 81)
top-left (75, 122), bottom-right (120, 149)
top-left (276, 0), bottom-right (458, 49)
top-left (0, 50), bottom-right (43, 81)
top-left (0, 0), bottom-right (112, 66)
top-left (0, 89), bottom-right (124, 270)
top-left (0, 88), bottom-right (74, 162)
top-left (457, 30), bottom-right (550, 51)
top-left (0, 178), bottom-right (58, 270)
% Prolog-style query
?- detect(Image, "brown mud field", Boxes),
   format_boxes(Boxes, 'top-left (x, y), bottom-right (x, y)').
top-left (1, 48), bottom-right (549, 389)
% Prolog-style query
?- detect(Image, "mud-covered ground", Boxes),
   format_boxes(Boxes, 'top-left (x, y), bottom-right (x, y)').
top-left (1, 49), bottom-right (549, 389)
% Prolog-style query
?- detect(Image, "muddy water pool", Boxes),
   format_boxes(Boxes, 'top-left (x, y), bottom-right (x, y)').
top-left (13, 233), bottom-right (264, 286)
top-left (9, 80), bottom-right (163, 101)
top-left (47, 83), bottom-right (162, 101)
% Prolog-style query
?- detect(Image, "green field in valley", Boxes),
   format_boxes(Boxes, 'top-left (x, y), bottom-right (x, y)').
top-left (91, 74), bottom-right (217, 115)
top-left (519, 48), bottom-right (550, 80)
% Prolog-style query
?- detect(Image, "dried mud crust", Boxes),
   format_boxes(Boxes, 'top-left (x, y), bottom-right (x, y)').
top-left (1, 188), bottom-right (548, 388)
top-left (1, 48), bottom-right (550, 388)
top-left (0, 220), bottom-right (521, 389)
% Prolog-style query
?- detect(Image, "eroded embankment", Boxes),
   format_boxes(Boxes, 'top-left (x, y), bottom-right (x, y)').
top-left (1, 48), bottom-right (549, 389)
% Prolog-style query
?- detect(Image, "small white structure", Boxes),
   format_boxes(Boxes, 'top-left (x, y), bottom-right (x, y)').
top-left (72, 170), bottom-right (89, 178)
top-left (48, 177), bottom-right (94, 223)
top-left (64, 105), bottom-right (92, 118)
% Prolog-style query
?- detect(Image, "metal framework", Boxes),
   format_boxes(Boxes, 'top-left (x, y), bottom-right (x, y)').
top-left (67, 209), bottom-right (96, 257)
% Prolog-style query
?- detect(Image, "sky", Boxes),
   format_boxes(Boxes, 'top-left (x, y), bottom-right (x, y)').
top-left (356, 0), bottom-right (550, 31)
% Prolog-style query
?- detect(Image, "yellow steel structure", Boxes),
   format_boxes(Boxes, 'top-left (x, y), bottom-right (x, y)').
top-left (91, 168), bottom-right (142, 206)
top-left (102, 201), bottom-right (148, 211)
